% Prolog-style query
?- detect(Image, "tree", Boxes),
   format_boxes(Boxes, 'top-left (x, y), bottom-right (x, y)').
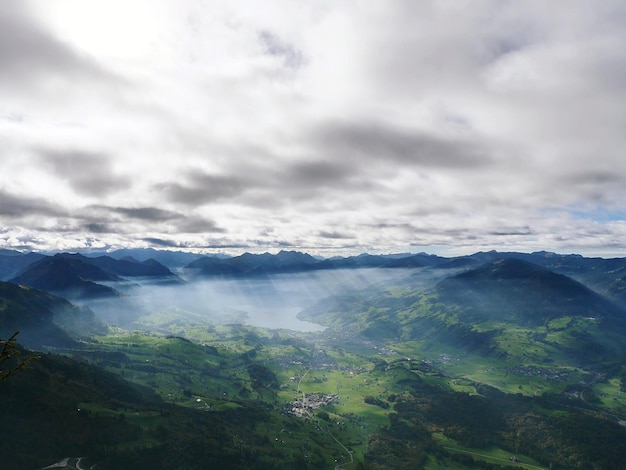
top-left (0, 331), bottom-right (39, 381)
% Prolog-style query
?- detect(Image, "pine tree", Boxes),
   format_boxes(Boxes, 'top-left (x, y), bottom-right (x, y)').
top-left (0, 331), bottom-right (39, 381)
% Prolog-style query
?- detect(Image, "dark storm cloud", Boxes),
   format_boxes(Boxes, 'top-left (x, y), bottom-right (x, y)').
top-left (155, 171), bottom-right (248, 206)
top-left (313, 121), bottom-right (491, 169)
top-left (0, 2), bottom-right (108, 85)
top-left (0, 189), bottom-right (64, 217)
top-left (38, 149), bottom-right (132, 196)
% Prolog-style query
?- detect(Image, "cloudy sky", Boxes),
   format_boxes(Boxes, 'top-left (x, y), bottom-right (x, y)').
top-left (1, 0), bottom-right (625, 257)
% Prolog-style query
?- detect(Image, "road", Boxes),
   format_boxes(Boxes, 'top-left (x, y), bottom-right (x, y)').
top-left (40, 457), bottom-right (93, 470)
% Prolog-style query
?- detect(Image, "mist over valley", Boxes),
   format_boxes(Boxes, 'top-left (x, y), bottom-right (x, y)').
top-left (86, 268), bottom-right (416, 332)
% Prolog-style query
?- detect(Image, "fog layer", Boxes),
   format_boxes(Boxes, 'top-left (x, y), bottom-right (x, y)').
top-left (83, 269), bottom-right (414, 332)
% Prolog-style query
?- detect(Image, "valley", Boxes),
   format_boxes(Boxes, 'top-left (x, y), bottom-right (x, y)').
top-left (2, 249), bottom-right (626, 469)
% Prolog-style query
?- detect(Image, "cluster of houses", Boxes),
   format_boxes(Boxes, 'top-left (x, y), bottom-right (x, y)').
top-left (285, 393), bottom-right (339, 418)
top-left (505, 365), bottom-right (569, 381)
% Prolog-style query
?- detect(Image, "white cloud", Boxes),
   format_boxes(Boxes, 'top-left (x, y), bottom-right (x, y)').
top-left (1, 0), bottom-right (626, 257)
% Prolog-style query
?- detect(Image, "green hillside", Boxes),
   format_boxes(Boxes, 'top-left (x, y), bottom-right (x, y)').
top-left (0, 348), bottom-right (315, 470)
top-left (302, 259), bottom-right (626, 365)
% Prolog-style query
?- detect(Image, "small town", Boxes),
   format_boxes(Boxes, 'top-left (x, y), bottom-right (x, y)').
top-left (285, 393), bottom-right (339, 418)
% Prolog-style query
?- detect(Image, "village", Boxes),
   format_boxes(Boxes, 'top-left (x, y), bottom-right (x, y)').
top-left (284, 393), bottom-right (339, 418)
top-left (505, 365), bottom-right (570, 381)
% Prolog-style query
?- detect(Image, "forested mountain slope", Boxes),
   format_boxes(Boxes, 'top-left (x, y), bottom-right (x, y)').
top-left (301, 258), bottom-right (626, 364)
top-left (0, 281), bottom-right (106, 349)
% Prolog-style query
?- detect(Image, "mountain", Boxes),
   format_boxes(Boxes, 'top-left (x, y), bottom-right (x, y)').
top-left (186, 250), bottom-right (452, 277)
top-left (300, 258), bottom-right (626, 364)
top-left (0, 281), bottom-right (106, 349)
top-left (85, 247), bottom-right (206, 268)
top-left (186, 250), bottom-right (320, 277)
top-left (0, 250), bottom-right (46, 280)
top-left (380, 252), bottom-right (447, 268)
top-left (9, 253), bottom-right (182, 300)
top-left (10, 255), bottom-right (121, 300)
top-left (522, 252), bottom-right (626, 308)
top-left (0, 340), bottom-right (318, 469)
top-left (434, 258), bottom-right (626, 326)
top-left (607, 275), bottom-right (626, 306)
top-left (315, 253), bottom-right (394, 269)
top-left (451, 250), bottom-right (626, 309)
top-left (60, 252), bottom-right (179, 279)
top-left (0, 351), bottom-right (159, 469)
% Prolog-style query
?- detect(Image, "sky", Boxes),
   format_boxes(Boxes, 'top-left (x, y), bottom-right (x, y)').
top-left (1, 0), bottom-right (626, 258)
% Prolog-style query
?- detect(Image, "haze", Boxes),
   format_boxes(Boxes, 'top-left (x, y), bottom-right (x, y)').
top-left (84, 268), bottom-right (415, 332)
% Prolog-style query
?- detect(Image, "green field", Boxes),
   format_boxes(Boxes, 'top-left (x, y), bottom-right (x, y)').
top-left (44, 299), bottom-right (626, 470)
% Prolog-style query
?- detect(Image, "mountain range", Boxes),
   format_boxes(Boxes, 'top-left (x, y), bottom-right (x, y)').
top-left (1, 252), bottom-right (180, 301)
top-left (4, 247), bottom-right (626, 308)
top-left (185, 248), bottom-right (626, 291)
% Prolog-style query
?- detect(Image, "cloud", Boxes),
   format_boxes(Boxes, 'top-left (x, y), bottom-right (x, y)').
top-left (155, 171), bottom-right (249, 206)
top-left (37, 149), bottom-right (132, 197)
top-left (0, 1), bottom-right (625, 257)
top-left (0, 3), bottom-right (99, 80)
top-left (106, 206), bottom-right (182, 221)
top-left (0, 1), bottom-right (118, 105)
top-left (280, 160), bottom-right (361, 195)
top-left (177, 218), bottom-right (226, 234)
top-left (488, 228), bottom-right (534, 237)
top-left (318, 230), bottom-right (354, 240)
top-left (0, 189), bottom-right (64, 218)
top-left (310, 120), bottom-right (491, 169)
top-left (259, 30), bottom-right (305, 69)
top-left (142, 237), bottom-right (189, 248)
top-left (84, 223), bottom-right (117, 234)
top-left (81, 205), bottom-right (224, 235)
